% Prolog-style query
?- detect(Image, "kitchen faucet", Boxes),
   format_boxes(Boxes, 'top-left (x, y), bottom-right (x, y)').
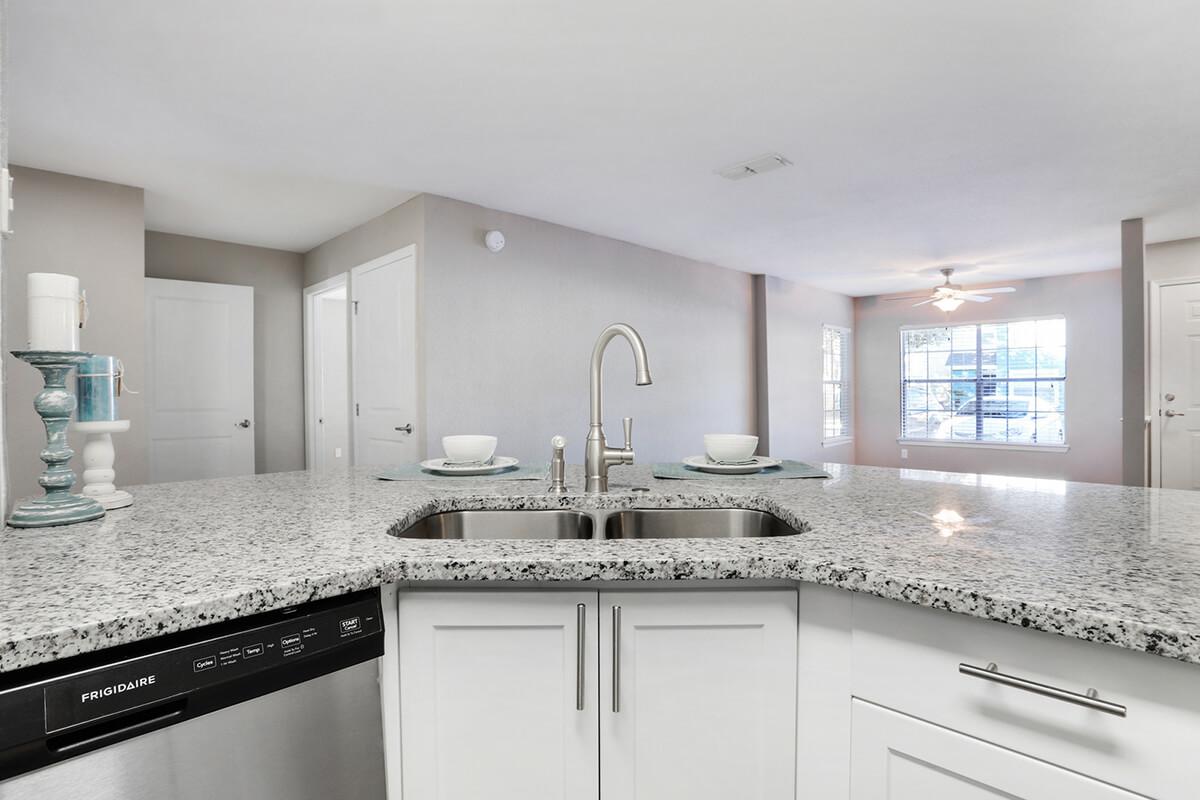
top-left (585, 323), bottom-right (652, 493)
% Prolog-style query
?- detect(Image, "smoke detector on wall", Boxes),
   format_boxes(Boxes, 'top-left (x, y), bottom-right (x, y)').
top-left (717, 153), bottom-right (792, 181)
top-left (484, 230), bottom-right (506, 252)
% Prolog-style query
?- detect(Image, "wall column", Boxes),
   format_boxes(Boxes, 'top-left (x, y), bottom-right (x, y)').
top-left (1121, 218), bottom-right (1147, 486)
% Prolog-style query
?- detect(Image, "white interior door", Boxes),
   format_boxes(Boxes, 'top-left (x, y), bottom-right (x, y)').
top-left (303, 277), bottom-right (350, 472)
top-left (144, 278), bottom-right (254, 482)
top-left (351, 247), bottom-right (419, 466)
top-left (599, 590), bottom-right (798, 800)
top-left (1159, 281), bottom-right (1200, 489)
top-left (396, 591), bottom-right (599, 800)
top-left (850, 700), bottom-right (1141, 798)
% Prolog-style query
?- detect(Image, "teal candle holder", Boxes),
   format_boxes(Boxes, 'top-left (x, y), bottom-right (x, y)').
top-left (7, 350), bottom-right (106, 528)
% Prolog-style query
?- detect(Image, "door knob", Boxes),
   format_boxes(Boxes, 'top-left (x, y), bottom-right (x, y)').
top-left (1166, 410), bottom-right (1186, 418)
top-left (235, 419), bottom-right (251, 428)
top-left (395, 423), bottom-right (414, 434)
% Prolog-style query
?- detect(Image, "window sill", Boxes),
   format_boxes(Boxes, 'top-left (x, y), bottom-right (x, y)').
top-left (897, 438), bottom-right (1069, 454)
top-left (821, 437), bottom-right (854, 448)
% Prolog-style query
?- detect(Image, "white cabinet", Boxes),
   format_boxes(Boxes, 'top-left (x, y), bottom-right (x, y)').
top-left (850, 700), bottom-right (1142, 799)
top-left (851, 591), bottom-right (1200, 799)
top-left (394, 589), bottom-right (797, 800)
top-left (396, 591), bottom-right (599, 800)
top-left (599, 590), bottom-right (798, 800)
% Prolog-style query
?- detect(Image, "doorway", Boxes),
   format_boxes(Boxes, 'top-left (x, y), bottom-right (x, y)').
top-left (304, 275), bottom-right (351, 472)
top-left (303, 245), bottom-right (420, 470)
top-left (144, 277), bottom-right (255, 482)
top-left (350, 246), bottom-right (420, 466)
top-left (1152, 278), bottom-right (1200, 489)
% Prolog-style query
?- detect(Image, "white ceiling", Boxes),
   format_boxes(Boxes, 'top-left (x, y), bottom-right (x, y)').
top-left (8, 0), bottom-right (1200, 295)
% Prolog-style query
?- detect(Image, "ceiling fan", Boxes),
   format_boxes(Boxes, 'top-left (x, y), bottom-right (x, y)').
top-left (887, 267), bottom-right (1016, 312)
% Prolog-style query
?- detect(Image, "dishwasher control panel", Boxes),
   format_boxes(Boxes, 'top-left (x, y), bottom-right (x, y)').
top-left (0, 587), bottom-right (383, 779)
top-left (41, 594), bottom-right (382, 732)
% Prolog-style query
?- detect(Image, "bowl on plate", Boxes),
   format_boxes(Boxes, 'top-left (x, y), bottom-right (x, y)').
top-left (442, 435), bottom-right (498, 464)
top-left (703, 434), bottom-right (759, 464)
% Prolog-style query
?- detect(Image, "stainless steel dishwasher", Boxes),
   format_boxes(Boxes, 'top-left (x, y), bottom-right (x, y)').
top-left (0, 589), bottom-right (387, 800)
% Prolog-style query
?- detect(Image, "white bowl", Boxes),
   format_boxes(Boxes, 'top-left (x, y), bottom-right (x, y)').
top-left (703, 434), bottom-right (759, 463)
top-left (442, 435), bottom-right (498, 464)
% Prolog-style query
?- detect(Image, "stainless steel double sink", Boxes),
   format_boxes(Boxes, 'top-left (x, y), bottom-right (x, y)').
top-left (394, 508), bottom-right (800, 540)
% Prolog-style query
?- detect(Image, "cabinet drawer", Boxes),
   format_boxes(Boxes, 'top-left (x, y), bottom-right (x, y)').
top-left (851, 699), bottom-right (1143, 798)
top-left (851, 593), bottom-right (1200, 799)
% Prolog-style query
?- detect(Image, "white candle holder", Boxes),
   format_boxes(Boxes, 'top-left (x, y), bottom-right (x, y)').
top-left (72, 420), bottom-right (133, 510)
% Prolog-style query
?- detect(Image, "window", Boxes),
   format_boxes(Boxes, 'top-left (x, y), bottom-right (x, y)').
top-left (822, 325), bottom-right (852, 442)
top-left (900, 318), bottom-right (1066, 446)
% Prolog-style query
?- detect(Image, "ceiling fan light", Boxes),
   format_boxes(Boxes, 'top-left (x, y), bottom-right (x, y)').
top-left (933, 296), bottom-right (964, 312)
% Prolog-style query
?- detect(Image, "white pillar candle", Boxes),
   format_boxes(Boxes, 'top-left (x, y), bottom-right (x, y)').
top-left (27, 272), bottom-right (84, 351)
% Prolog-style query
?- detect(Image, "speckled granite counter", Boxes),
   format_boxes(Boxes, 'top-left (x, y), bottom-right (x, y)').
top-left (2, 463), bottom-right (1200, 673)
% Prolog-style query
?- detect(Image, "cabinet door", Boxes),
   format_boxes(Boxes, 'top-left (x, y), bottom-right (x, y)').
top-left (396, 591), bottom-right (598, 800)
top-left (599, 590), bottom-right (797, 800)
top-left (850, 700), bottom-right (1143, 799)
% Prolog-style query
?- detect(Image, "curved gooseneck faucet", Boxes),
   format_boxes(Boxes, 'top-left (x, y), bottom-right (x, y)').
top-left (586, 323), bottom-right (652, 493)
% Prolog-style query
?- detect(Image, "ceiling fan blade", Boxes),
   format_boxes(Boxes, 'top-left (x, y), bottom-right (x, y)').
top-left (958, 294), bottom-right (992, 303)
top-left (962, 287), bottom-right (1016, 294)
top-left (911, 298), bottom-right (938, 307)
top-left (885, 294), bottom-right (933, 301)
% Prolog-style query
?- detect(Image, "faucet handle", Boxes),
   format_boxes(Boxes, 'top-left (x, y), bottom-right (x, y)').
top-left (622, 417), bottom-right (633, 450)
top-left (549, 435), bottom-right (567, 494)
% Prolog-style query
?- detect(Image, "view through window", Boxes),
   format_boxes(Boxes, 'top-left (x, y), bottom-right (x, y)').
top-left (900, 318), bottom-right (1066, 445)
top-left (823, 325), bottom-right (852, 442)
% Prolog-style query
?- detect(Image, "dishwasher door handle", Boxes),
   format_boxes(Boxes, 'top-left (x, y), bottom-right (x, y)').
top-left (49, 699), bottom-right (188, 754)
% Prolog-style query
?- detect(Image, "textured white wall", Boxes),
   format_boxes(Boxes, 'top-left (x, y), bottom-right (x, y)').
top-left (854, 270), bottom-right (1123, 484)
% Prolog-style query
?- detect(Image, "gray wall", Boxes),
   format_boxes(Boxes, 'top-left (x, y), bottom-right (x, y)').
top-left (302, 193), bottom-right (762, 466)
top-left (304, 195), bottom-right (425, 288)
top-left (4, 166), bottom-right (147, 503)
top-left (420, 195), bottom-right (756, 465)
top-left (1146, 236), bottom-right (1200, 282)
top-left (761, 275), bottom-right (855, 463)
top-left (145, 231), bottom-right (305, 474)
top-left (0, 2), bottom-right (9, 517)
top-left (1121, 219), bottom-right (1146, 486)
top-left (854, 269), bottom-right (1123, 484)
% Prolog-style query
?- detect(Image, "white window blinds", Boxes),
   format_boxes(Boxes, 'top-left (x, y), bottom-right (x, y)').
top-left (900, 318), bottom-right (1066, 445)
top-left (822, 325), bottom-right (852, 442)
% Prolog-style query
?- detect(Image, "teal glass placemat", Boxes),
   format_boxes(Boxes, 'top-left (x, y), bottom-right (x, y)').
top-left (373, 463), bottom-right (549, 481)
top-left (651, 460), bottom-right (831, 480)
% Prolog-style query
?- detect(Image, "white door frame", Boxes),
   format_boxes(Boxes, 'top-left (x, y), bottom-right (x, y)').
top-left (303, 273), bottom-right (351, 470)
top-left (349, 244), bottom-right (421, 464)
top-left (1149, 276), bottom-right (1200, 488)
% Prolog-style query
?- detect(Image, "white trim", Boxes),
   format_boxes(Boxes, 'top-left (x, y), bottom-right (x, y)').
top-left (303, 273), bottom-right (350, 471)
top-left (897, 438), bottom-right (1069, 453)
top-left (1148, 275), bottom-right (1200, 488)
top-left (821, 436), bottom-right (853, 448)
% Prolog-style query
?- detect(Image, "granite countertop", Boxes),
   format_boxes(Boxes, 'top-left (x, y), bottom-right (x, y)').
top-left (2, 463), bottom-right (1200, 674)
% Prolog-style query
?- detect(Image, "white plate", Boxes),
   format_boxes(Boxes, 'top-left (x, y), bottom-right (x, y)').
top-left (682, 455), bottom-right (783, 475)
top-left (420, 456), bottom-right (520, 476)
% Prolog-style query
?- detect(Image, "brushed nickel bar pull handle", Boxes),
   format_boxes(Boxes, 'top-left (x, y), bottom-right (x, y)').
top-left (612, 605), bottom-right (622, 713)
top-left (576, 603), bottom-right (586, 711)
top-left (959, 662), bottom-right (1126, 717)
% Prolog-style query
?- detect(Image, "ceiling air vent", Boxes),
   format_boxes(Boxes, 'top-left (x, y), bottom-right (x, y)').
top-left (717, 152), bottom-right (792, 181)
